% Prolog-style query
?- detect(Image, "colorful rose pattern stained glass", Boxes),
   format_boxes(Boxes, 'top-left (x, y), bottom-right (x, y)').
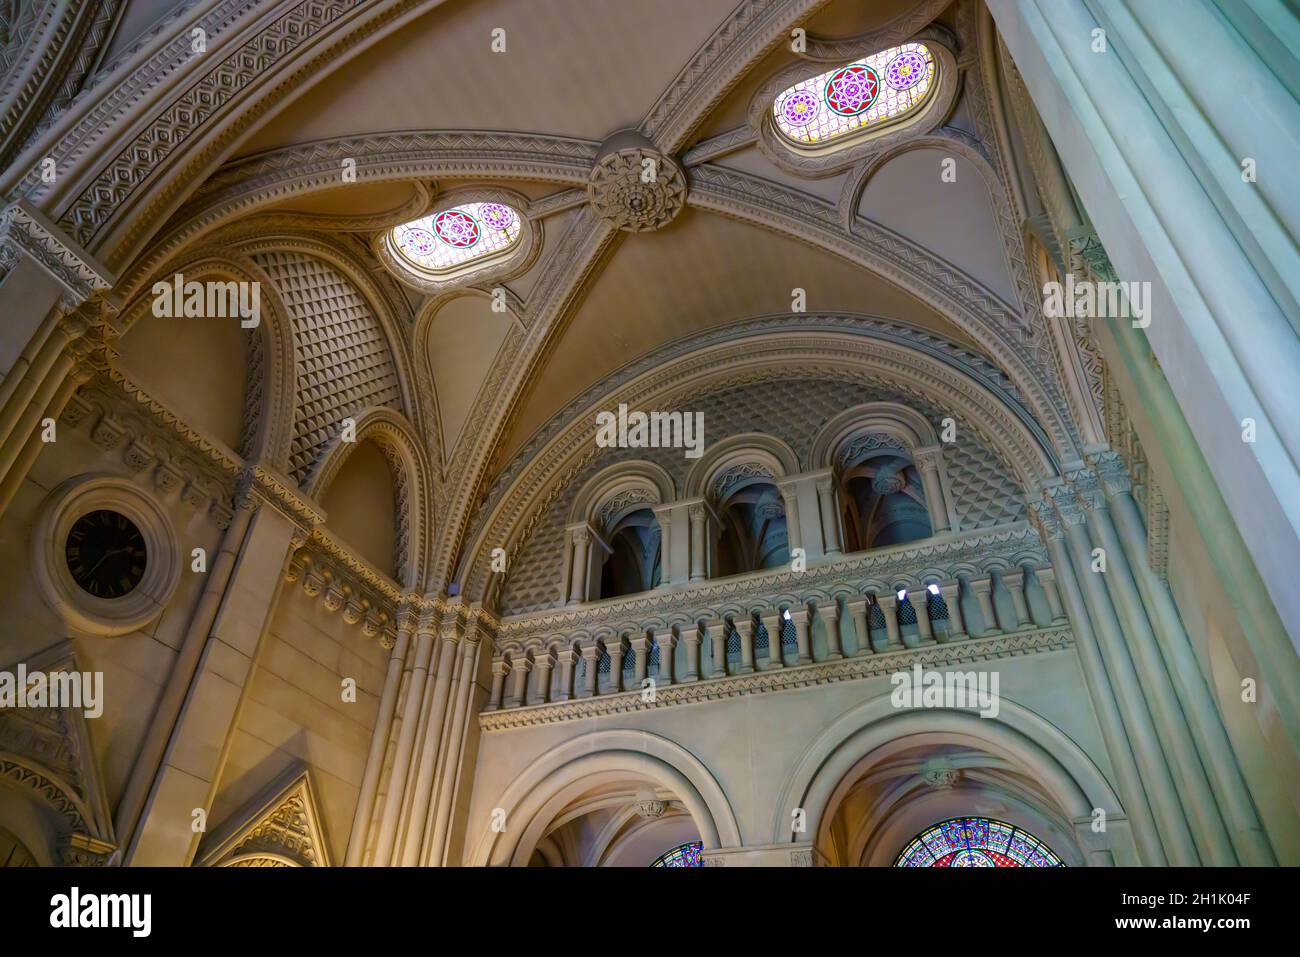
top-left (773, 42), bottom-right (936, 146)
top-left (894, 817), bottom-right (1064, 867)
top-left (392, 201), bottom-right (521, 274)
top-left (650, 841), bottom-right (703, 867)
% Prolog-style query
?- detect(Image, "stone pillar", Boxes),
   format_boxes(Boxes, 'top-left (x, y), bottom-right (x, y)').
top-left (344, 612), bottom-right (412, 865)
top-left (760, 612), bottom-right (785, 669)
top-left (816, 476), bottom-right (842, 555)
top-left (1002, 570), bottom-right (1034, 630)
top-left (847, 600), bottom-right (871, 656)
top-left (789, 608), bottom-right (812, 664)
top-left (373, 616), bottom-right (434, 866)
top-left (688, 503), bottom-right (707, 581)
top-left (504, 652), bottom-right (531, 708)
top-left (913, 446), bottom-right (952, 533)
top-left (683, 623), bottom-right (702, 681)
top-left (655, 631), bottom-right (676, 685)
top-left (567, 526), bottom-right (591, 603)
top-left (1035, 567), bottom-right (1068, 623)
top-left (818, 600), bottom-right (843, 659)
top-left (581, 642), bottom-right (600, 697)
top-left (399, 628), bottom-right (461, 866)
top-left (531, 647), bottom-right (555, 704)
top-left (938, 582), bottom-right (967, 640)
top-left (968, 578), bottom-right (1001, 636)
top-left (876, 594), bottom-right (903, 650)
top-left (630, 634), bottom-right (650, 686)
top-left (706, 619), bottom-right (727, 677)
top-left (733, 615), bottom-right (756, 674)
top-left (555, 647), bottom-right (577, 701)
top-left (913, 591), bottom-right (935, 646)
top-left (487, 657), bottom-right (508, 710)
top-left (426, 625), bottom-right (482, 865)
top-left (652, 505), bottom-right (673, 586)
top-left (778, 481), bottom-right (802, 552)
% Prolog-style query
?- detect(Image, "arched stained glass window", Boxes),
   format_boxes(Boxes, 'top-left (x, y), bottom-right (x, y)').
top-left (894, 817), bottom-right (1064, 867)
top-left (390, 201), bottom-right (522, 275)
top-left (773, 42), bottom-right (936, 147)
top-left (650, 841), bottom-right (703, 867)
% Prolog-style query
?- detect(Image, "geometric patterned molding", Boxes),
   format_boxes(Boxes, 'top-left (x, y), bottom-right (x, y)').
top-left (198, 767), bottom-right (330, 867)
top-left (250, 250), bottom-right (402, 483)
top-left (0, 643), bottom-right (116, 865)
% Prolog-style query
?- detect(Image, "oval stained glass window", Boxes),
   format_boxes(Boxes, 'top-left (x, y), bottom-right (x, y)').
top-left (773, 42), bottom-right (937, 147)
top-left (390, 201), bottom-right (522, 275)
top-left (894, 816), bottom-right (1065, 867)
top-left (650, 841), bottom-right (703, 867)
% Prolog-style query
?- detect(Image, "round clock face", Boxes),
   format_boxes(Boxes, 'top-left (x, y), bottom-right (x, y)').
top-left (65, 509), bottom-right (148, 599)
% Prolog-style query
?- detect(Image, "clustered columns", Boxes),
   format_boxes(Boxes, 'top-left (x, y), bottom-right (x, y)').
top-left (814, 473), bottom-right (844, 556)
top-left (1030, 453), bottom-right (1277, 866)
top-left (347, 600), bottom-right (490, 867)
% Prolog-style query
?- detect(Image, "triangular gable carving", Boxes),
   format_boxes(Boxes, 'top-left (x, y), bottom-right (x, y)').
top-left (0, 642), bottom-right (116, 863)
top-left (198, 766), bottom-right (331, 867)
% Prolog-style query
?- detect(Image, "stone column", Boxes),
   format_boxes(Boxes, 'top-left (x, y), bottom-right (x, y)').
top-left (876, 594), bottom-right (903, 650)
top-left (373, 618), bottom-right (434, 866)
top-left (629, 634), bottom-right (650, 686)
top-left (733, 615), bottom-right (756, 674)
top-left (968, 578), bottom-right (1001, 636)
top-left (778, 481), bottom-right (802, 552)
top-left (938, 582), bottom-right (967, 640)
top-left (816, 476), bottom-right (842, 555)
top-left (486, 657), bottom-right (508, 710)
top-left (789, 608), bottom-right (812, 663)
top-left (531, 647), bottom-right (555, 704)
top-left (504, 652), bottom-right (531, 708)
top-left (688, 503), bottom-right (707, 581)
top-left (913, 446), bottom-right (952, 533)
top-left (1050, 487), bottom-right (1199, 864)
top-left (567, 526), bottom-right (591, 603)
top-left (399, 629), bottom-right (461, 866)
top-left (683, 623), bottom-right (702, 681)
top-left (1002, 570), bottom-right (1034, 630)
top-left (913, 591), bottom-right (935, 646)
top-left (581, 642), bottom-right (600, 697)
top-left (818, 600), bottom-right (843, 659)
top-left (344, 612), bottom-right (412, 865)
top-left (655, 631), bottom-right (676, 685)
top-left (1035, 567), bottom-right (1068, 623)
top-left (652, 506), bottom-right (673, 586)
top-left (706, 619), bottom-right (727, 677)
top-left (760, 612), bottom-right (785, 669)
top-left (1091, 452), bottom-right (1274, 864)
top-left (426, 627), bottom-right (482, 865)
top-left (847, 599), bottom-right (871, 656)
top-left (555, 647), bottom-right (577, 701)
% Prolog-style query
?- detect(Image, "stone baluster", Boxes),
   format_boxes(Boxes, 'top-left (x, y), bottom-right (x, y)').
top-left (876, 593), bottom-right (903, 650)
top-left (531, 647), bottom-right (555, 704)
top-left (581, 642), bottom-right (600, 697)
top-left (789, 607), bottom-right (813, 663)
top-left (733, 614), bottom-right (756, 674)
top-left (555, 647), bottom-right (577, 701)
top-left (913, 589), bottom-right (936, 646)
top-left (656, 630), bottom-right (676, 685)
top-left (683, 622), bottom-right (702, 681)
top-left (604, 636), bottom-right (626, 693)
top-left (630, 633), bottom-right (650, 686)
top-left (1002, 570), bottom-right (1034, 629)
top-left (818, 599), bottom-right (843, 659)
top-left (847, 599), bottom-right (871, 655)
top-left (1035, 567), bottom-right (1068, 623)
top-left (938, 581), bottom-right (967, 640)
top-left (705, 619), bottom-right (727, 677)
top-left (968, 577), bottom-right (1001, 635)
top-left (487, 657), bottom-right (508, 711)
top-left (505, 652), bottom-right (531, 708)
top-left (760, 611), bottom-right (785, 669)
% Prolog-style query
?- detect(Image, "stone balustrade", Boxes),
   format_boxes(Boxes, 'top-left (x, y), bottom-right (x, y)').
top-left (483, 522), bottom-right (1069, 719)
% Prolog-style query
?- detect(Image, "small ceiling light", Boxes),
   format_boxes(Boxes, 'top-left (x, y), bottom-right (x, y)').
top-left (927, 583), bottom-right (941, 595)
top-left (783, 609), bottom-right (793, 621)
top-left (896, 588), bottom-right (907, 601)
